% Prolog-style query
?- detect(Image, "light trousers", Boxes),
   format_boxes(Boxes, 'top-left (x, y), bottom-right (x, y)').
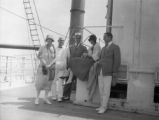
top-left (98, 70), bottom-right (112, 109)
top-left (52, 71), bottom-right (63, 99)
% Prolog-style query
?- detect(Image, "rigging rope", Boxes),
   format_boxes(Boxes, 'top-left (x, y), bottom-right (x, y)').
top-left (0, 6), bottom-right (65, 37)
top-left (0, 6), bottom-right (104, 46)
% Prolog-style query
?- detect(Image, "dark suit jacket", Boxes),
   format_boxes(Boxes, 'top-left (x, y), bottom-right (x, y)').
top-left (99, 43), bottom-right (121, 76)
top-left (69, 44), bottom-right (87, 58)
top-left (68, 43), bottom-right (87, 68)
top-left (68, 44), bottom-right (89, 80)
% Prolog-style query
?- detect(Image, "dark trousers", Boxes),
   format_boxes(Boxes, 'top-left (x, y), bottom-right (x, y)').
top-left (63, 82), bottom-right (72, 98)
top-left (63, 75), bottom-right (76, 98)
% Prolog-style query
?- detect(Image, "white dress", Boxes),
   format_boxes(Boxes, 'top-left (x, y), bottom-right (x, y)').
top-left (35, 45), bottom-right (55, 91)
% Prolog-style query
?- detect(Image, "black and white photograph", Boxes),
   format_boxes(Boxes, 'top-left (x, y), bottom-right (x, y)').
top-left (0, 0), bottom-right (159, 120)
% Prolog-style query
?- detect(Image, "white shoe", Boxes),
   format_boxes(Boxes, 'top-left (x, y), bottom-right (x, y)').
top-left (44, 99), bottom-right (52, 104)
top-left (97, 108), bottom-right (106, 114)
top-left (51, 97), bottom-right (57, 101)
top-left (57, 98), bottom-right (62, 102)
top-left (35, 98), bottom-right (39, 105)
top-left (95, 107), bottom-right (102, 111)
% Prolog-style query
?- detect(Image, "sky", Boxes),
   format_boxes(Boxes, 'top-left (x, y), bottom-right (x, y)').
top-left (0, 0), bottom-right (107, 56)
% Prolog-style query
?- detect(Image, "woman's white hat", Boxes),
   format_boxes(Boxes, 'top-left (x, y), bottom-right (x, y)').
top-left (46, 34), bottom-right (54, 42)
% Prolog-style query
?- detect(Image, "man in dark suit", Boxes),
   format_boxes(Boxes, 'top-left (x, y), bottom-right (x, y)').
top-left (96, 32), bottom-right (121, 114)
top-left (63, 32), bottom-right (87, 100)
top-left (69, 33), bottom-right (87, 58)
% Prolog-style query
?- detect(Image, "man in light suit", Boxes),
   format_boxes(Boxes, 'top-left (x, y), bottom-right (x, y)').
top-left (51, 37), bottom-right (65, 102)
top-left (96, 32), bottom-right (121, 114)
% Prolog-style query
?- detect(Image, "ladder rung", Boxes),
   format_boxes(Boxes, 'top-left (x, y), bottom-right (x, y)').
top-left (29, 23), bottom-right (36, 25)
top-left (34, 39), bottom-right (40, 41)
top-left (29, 23), bottom-right (36, 26)
top-left (31, 35), bottom-right (39, 38)
top-left (32, 38), bottom-right (40, 40)
top-left (32, 39), bottom-right (40, 41)
top-left (29, 24), bottom-right (36, 26)
top-left (33, 42), bottom-right (40, 44)
top-left (33, 41), bottom-right (40, 43)
top-left (24, 7), bottom-right (31, 9)
top-left (34, 42), bottom-right (40, 44)
top-left (32, 40), bottom-right (40, 43)
top-left (28, 19), bottom-right (34, 22)
top-left (31, 34), bottom-right (39, 36)
top-left (30, 29), bottom-right (38, 31)
top-left (26, 12), bottom-right (33, 14)
top-left (28, 21), bottom-right (35, 24)
top-left (28, 18), bottom-right (34, 20)
top-left (23, 0), bottom-right (30, 3)
top-left (31, 38), bottom-right (39, 40)
top-left (33, 40), bottom-right (40, 42)
top-left (30, 31), bottom-right (38, 33)
top-left (23, 2), bottom-right (30, 4)
top-left (31, 33), bottom-right (38, 36)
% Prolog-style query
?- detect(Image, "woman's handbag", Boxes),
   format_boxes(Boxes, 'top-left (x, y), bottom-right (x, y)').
top-left (48, 64), bottom-right (55, 81)
top-left (42, 65), bottom-right (48, 75)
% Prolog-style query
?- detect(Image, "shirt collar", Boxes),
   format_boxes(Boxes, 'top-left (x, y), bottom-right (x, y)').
top-left (107, 41), bottom-right (113, 48)
top-left (108, 41), bottom-right (113, 46)
top-left (75, 43), bottom-right (81, 47)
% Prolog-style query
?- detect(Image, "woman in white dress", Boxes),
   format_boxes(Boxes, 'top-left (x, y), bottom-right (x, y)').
top-left (35, 35), bottom-right (56, 105)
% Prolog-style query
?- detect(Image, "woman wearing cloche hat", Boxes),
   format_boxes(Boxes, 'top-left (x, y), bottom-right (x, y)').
top-left (35, 34), bottom-right (56, 105)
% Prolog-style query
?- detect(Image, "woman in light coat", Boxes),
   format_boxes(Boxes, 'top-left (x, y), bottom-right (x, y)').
top-left (35, 35), bottom-right (56, 105)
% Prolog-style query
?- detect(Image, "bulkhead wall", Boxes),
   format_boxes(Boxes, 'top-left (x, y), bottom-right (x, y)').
top-left (112, 0), bottom-right (159, 114)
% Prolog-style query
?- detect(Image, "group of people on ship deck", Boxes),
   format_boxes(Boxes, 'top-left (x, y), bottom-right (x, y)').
top-left (34, 32), bottom-right (121, 114)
